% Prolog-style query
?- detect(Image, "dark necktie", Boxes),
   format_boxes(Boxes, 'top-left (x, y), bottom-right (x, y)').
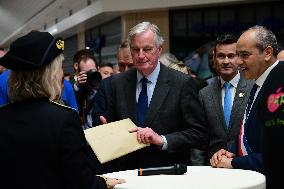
top-left (137, 77), bottom-right (148, 127)
top-left (223, 82), bottom-right (232, 129)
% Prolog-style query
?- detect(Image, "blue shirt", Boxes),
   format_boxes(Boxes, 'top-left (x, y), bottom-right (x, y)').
top-left (0, 70), bottom-right (78, 111)
top-left (136, 62), bottom-right (160, 105)
top-left (0, 70), bottom-right (10, 106)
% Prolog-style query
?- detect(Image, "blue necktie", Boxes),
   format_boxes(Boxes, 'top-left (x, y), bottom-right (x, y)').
top-left (224, 82), bottom-right (232, 128)
top-left (137, 77), bottom-right (148, 127)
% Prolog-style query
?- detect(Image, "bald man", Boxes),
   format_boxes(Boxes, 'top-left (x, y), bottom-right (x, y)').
top-left (277, 49), bottom-right (284, 61)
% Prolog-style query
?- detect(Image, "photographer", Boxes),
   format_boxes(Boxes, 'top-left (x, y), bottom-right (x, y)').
top-left (73, 52), bottom-right (102, 129)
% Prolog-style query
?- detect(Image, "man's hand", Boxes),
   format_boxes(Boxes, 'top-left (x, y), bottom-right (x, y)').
top-left (76, 71), bottom-right (87, 87)
top-left (129, 127), bottom-right (164, 146)
top-left (214, 156), bottom-right (233, 169)
top-left (99, 116), bottom-right (108, 124)
top-left (210, 149), bottom-right (235, 167)
top-left (105, 177), bottom-right (126, 188)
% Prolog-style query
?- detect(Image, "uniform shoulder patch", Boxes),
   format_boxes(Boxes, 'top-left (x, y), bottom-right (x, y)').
top-left (49, 100), bottom-right (77, 111)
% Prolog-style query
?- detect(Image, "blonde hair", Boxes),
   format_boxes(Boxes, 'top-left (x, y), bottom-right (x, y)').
top-left (159, 53), bottom-right (179, 67)
top-left (168, 62), bottom-right (189, 75)
top-left (9, 54), bottom-right (64, 102)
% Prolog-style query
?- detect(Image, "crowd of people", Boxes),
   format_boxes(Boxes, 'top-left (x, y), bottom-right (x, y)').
top-left (0, 21), bottom-right (283, 189)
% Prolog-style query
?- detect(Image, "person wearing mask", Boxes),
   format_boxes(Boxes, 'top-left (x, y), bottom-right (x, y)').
top-left (0, 31), bottom-right (124, 189)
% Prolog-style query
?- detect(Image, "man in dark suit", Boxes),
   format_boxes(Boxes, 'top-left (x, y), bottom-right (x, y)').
top-left (191, 34), bottom-right (253, 165)
top-left (210, 26), bottom-right (280, 174)
top-left (100, 22), bottom-right (207, 171)
top-left (92, 41), bottom-right (134, 127)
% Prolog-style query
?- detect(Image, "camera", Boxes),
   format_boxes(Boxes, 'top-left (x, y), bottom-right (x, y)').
top-left (85, 69), bottom-right (102, 89)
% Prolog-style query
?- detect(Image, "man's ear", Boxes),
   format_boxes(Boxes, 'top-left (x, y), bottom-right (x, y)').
top-left (73, 62), bottom-right (78, 71)
top-left (157, 46), bottom-right (163, 56)
top-left (264, 46), bottom-right (273, 62)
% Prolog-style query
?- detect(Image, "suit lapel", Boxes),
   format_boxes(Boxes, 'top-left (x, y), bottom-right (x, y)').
top-left (210, 78), bottom-right (227, 131)
top-left (144, 65), bottom-right (170, 127)
top-left (229, 76), bottom-right (249, 131)
top-left (124, 69), bottom-right (138, 123)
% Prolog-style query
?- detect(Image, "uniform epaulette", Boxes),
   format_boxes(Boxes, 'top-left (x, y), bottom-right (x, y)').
top-left (49, 100), bottom-right (77, 111)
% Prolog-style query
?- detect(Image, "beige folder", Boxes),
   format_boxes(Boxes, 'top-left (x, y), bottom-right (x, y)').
top-left (84, 118), bottom-right (149, 163)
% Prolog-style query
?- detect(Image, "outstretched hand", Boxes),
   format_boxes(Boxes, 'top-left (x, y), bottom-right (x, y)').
top-left (106, 177), bottom-right (126, 188)
top-left (129, 127), bottom-right (164, 147)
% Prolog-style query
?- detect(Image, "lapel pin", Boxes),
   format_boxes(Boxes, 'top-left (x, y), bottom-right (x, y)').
top-left (239, 92), bottom-right (245, 98)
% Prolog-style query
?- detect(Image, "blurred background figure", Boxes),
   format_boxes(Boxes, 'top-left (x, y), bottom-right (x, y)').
top-left (92, 40), bottom-right (135, 127)
top-left (159, 52), bottom-right (179, 67)
top-left (117, 40), bottom-right (134, 72)
top-left (99, 62), bottom-right (114, 79)
top-left (0, 48), bottom-right (6, 74)
top-left (112, 63), bottom-right (120, 74)
top-left (70, 49), bottom-right (94, 86)
top-left (206, 45), bottom-right (218, 84)
top-left (72, 51), bottom-right (101, 129)
top-left (161, 52), bottom-right (208, 91)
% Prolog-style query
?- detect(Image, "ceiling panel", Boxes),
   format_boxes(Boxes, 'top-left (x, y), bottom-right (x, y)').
top-left (0, 0), bottom-right (55, 44)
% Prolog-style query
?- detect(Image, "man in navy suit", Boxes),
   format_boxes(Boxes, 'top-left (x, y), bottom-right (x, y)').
top-left (210, 25), bottom-right (280, 174)
top-left (92, 41), bottom-right (134, 127)
top-left (100, 22), bottom-right (207, 171)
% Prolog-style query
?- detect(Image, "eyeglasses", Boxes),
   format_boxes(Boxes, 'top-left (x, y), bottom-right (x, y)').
top-left (130, 46), bottom-right (157, 55)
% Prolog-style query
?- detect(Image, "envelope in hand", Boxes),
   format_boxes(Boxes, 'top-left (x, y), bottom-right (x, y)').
top-left (84, 118), bottom-right (149, 163)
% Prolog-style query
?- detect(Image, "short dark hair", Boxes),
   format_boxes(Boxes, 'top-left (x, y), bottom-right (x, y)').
top-left (0, 47), bottom-right (4, 51)
top-left (216, 33), bottom-right (238, 44)
top-left (73, 49), bottom-right (93, 64)
top-left (247, 25), bottom-right (280, 57)
top-left (214, 34), bottom-right (238, 56)
top-left (99, 62), bottom-right (113, 68)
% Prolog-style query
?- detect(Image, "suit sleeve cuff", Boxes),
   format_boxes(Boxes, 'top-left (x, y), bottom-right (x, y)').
top-left (161, 135), bottom-right (168, 150)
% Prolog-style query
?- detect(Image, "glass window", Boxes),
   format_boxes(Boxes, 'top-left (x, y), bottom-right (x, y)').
top-left (204, 10), bottom-right (218, 36)
top-left (219, 8), bottom-right (236, 34)
top-left (256, 5), bottom-right (271, 27)
top-left (172, 12), bottom-right (187, 37)
top-left (188, 11), bottom-right (202, 36)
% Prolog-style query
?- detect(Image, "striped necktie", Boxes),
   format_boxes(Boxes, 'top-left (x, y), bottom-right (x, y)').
top-left (238, 83), bottom-right (258, 156)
